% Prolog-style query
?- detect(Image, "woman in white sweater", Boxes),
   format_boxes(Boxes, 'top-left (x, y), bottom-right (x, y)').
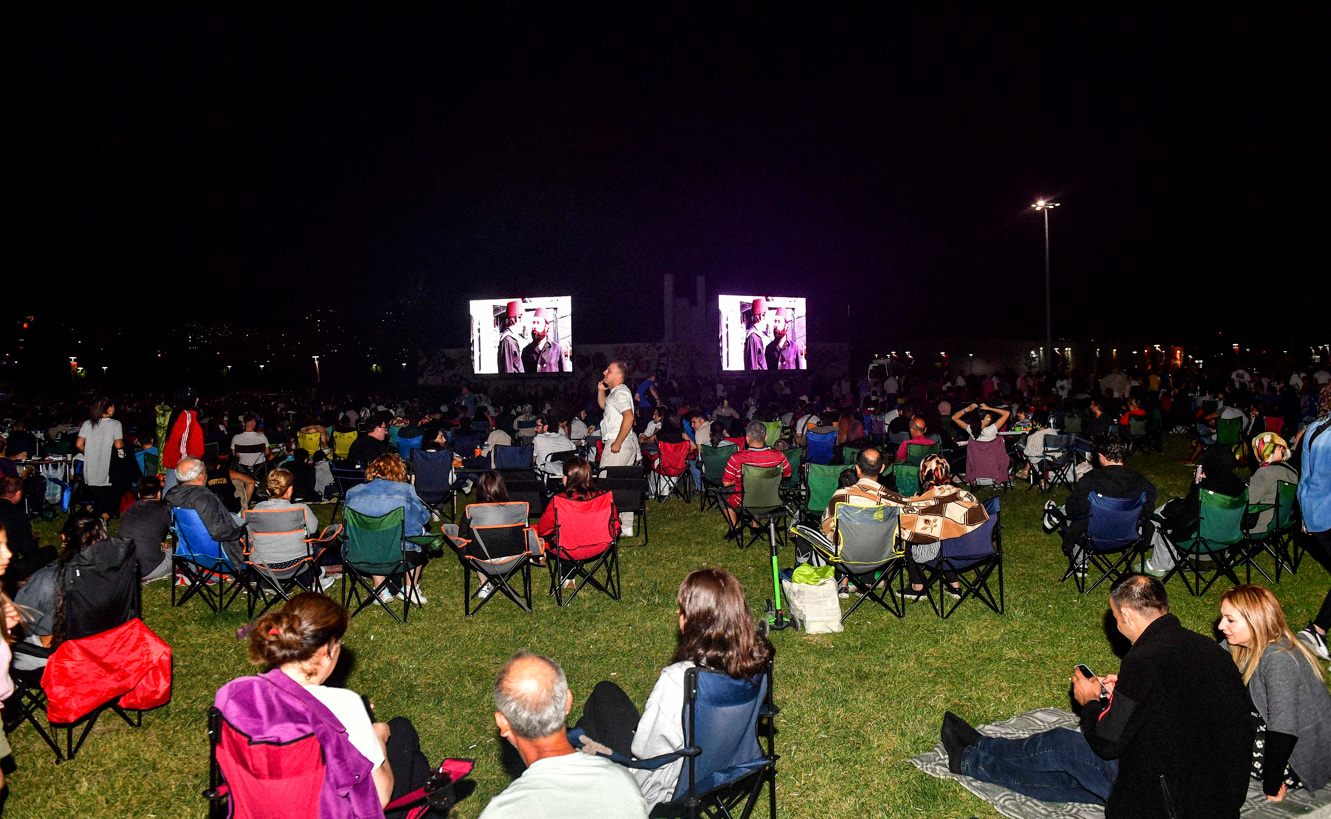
top-left (575, 568), bottom-right (775, 808)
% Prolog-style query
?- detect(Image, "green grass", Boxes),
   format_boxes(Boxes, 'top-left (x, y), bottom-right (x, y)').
top-left (5, 436), bottom-right (1329, 818)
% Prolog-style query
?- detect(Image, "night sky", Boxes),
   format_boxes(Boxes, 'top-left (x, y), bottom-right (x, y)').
top-left (12, 8), bottom-right (1327, 351)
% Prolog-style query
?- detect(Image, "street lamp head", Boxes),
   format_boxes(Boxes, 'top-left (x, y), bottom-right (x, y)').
top-left (1032, 199), bottom-right (1060, 210)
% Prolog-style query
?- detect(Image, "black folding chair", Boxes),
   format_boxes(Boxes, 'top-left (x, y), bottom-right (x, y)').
top-left (911, 496), bottom-right (1003, 619)
top-left (598, 465), bottom-right (649, 546)
top-left (411, 448), bottom-right (457, 522)
top-left (329, 465), bottom-right (366, 523)
top-left (448, 502), bottom-right (543, 616)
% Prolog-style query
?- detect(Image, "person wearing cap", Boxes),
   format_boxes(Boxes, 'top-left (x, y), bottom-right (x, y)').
top-left (764, 306), bottom-right (801, 370)
top-left (498, 300), bottom-right (525, 373)
top-left (744, 298), bottom-right (768, 371)
top-left (522, 307), bottom-right (566, 373)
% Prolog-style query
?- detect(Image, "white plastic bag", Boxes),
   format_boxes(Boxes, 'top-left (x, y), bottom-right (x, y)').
top-left (782, 576), bottom-right (844, 634)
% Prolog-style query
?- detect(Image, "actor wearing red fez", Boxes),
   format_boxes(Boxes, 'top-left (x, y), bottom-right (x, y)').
top-left (745, 297), bottom-right (768, 371)
top-left (522, 307), bottom-right (566, 372)
top-left (498, 300), bottom-right (525, 373)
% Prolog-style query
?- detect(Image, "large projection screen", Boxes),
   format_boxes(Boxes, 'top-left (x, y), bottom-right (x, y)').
top-left (469, 296), bottom-right (573, 374)
top-left (719, 295), bottom-right (807, 371)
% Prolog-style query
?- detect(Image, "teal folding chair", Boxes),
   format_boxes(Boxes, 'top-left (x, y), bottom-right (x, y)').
top-left (1159, 489), bottom-right (1247, 596)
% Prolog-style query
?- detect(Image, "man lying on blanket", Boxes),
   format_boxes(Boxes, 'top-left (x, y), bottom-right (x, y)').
top-left (938, 574), bottom-right (1253, 819)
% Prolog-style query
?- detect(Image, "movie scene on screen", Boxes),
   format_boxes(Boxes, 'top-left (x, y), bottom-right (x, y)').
top-left (469, 296), bottom-right (573, 374)
top-left (718, 295), bottom-right (807, 371)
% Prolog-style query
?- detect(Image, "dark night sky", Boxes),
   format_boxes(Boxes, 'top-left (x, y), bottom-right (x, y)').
top-left (11, 8), bottom-right (1328, 350)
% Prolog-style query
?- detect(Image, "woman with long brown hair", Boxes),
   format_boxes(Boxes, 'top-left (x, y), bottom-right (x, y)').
top-left (574, 568), bottom-right (774, 809)
top-left (1218, 585), bottom-right (1331, 801)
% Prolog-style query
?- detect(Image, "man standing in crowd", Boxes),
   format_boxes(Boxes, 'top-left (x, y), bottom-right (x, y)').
top-left (347, 412), bottom-right (391, 467)
top-left (599, 360), bottom-right (641, 536)
top-left (498, 300), bottom-right (525, 374)
top-left (522, 307), bottom-right (566, 373)
top-left (480, 652), bottom-right (648, 819)
top-left (744, 298), bottom-right (767, 371)
top-left (940, 574), bottom-right (1254, 818)
top-left (765, 306), bottom-right (801, 370)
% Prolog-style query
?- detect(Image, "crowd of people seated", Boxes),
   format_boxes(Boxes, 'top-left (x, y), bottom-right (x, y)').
top-left (0, 356), bottom-right (1329, 812)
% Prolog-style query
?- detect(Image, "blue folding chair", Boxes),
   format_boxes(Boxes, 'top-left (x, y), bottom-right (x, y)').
top-left (805, 430), bottom-right (836, 465)
top-left (493, 443), bottom-right (534, 469)
top-left (1062, 493), bottom-right (1148, 594)
top-left (397, 435), bottom-right (424, 460)
top-left (913, 497), bottom-right (1002, 619)
top-left (569, 664), bottom-right (777, 819)
top-left (329, 466), bottom-right (366, 523)
top-left (411, 448), bottom-right (456, 522)
top-left (172, 507), bottom-right (247, 612)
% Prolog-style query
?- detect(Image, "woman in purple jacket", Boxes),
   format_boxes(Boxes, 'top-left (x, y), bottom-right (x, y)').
top-left (215, 593), bottom-right (433, 818)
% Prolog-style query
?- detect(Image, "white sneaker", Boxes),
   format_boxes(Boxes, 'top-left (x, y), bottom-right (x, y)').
top-left (1042, 501), bottom-right (1059, 533)
top-left (1298, 627), bottom-right (1330, 661)
top-left (395, 588), bottom-right (428, 605)
top-left (476, 581), bottom-right (494, 599)
top-left (375, 588), bottom-right (395, 604)
top-left (317, 573), bottom-right (338, 592)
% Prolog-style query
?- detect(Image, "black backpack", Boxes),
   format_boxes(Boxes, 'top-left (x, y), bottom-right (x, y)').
top-left (59, 537), bottom-right (140, 641)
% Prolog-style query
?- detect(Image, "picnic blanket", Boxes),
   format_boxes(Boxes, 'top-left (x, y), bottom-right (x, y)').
top-left (908, 708), bottom-right (1331, 819)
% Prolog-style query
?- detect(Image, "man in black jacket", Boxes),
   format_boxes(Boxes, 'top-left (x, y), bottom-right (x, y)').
top-left (164, 456), bottom-right (246, 567)
top-left (0, 476), bottom-right (57, 589)
top-left (1043, 435), bottom-right (1156, 566)
top-left (941, 574), bottom-right (1254, 818)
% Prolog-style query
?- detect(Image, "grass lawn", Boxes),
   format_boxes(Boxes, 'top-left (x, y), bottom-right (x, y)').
top-left (5, 435), bottom-right (1329, 818)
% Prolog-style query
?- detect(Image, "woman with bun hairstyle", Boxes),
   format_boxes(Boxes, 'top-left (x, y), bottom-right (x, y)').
top-left (214, 593), bottom-right (434, 818)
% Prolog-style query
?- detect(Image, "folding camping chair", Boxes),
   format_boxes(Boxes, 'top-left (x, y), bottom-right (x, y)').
top-left (296, 430), bottom-right (322, 457)
top-left (1158, 489), bottom-right (1248, 597)
top-left (805, 430), bottom-right (836, 465)
top-left (397, 434), bottom-right (424, 460)
top-left (493, 443), bottom-right (534, 469)
top-left (341, 507), bottom-right (427, 624)
top-left (568, 663), bottom-right (778, 819)
top-left (497, 468), bottom-right (550, 518)
top-left (331, 430), bottom-right (358, 462)
top-left (451, 432), bottom-right (485, 460)
top-left (840, 445), bottom-right (862, 468)
top-left (241, 507), bottom-right (343, 617)
top-left (911, 496), bottom-right (1003, 619)
top-left (328, 465), bottom-right (366, 523)
top-left (1215, 416), bottom-right (1244, 453)
top-left (172, 507), bottom-right (248, 612)
top-left (450, 502), bottom-right (543, 616)
top-left (802, 463), bottom-right (844, 525)
top-left (964, 435), bottom-right (1012, 491)
top-left (411, 448), bottom-right (457, 522)
top-left (599, 465), bottom-right (649, 546)
top-left (892, 442), bottom-right (939, 497)
top-left (1035, 434), bottom-right (1078, 494)
top-left (649, 440), bottom-right (693, 503)
top-left (778, 448), bottom-right (803, 507)
top-left (233, 443), bottom-right (270, 489)
top-left (699, 444), bottom-right (739, 514)
top-left (790, 503), bottom-right (904, 622)
top-left (545, 492), bottom-right (622, 606)
top-left (730, 464), bottom-right (791, 552)
top-left (1061, 493), bottom-right (1149, 594)
top-left (1239, 480), bottom-right (1300, 583)
top-left (1126, 414), bottom-right (1153, 455)
top-left (762, 421), bottom-right (783, 448)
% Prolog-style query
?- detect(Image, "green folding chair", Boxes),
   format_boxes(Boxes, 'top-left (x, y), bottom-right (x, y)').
top-left (1061, 413), bottom-right (1083, 435)
top-left (699, 444), bottom-right (739, 514)
top-left (779, 448), bottom-right (804, 506)
top-left (733, 464), bottom-right (790, 553)
top-left (341, 507), bottom-right (428, 623)
top-left (1159, 489), bottom-right (1247, 596)
top-left (803, 463), bottom-right (845, 524)
top-left (891, 462), bottom-right (919, 497)
top-left (841, 446), bottom-right (862, 467)
top-left (1240, 480), bottom-right (1301, 582)
top-left (763, 421), bottom-right (783, 448)
top-left (1215, 417), bottom-right (1244, 450)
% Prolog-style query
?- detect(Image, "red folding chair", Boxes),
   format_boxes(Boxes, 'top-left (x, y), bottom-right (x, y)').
top-left (648, 440), bottom-right (693, 503)
top-left (546, 492), bottom-right (622, 606)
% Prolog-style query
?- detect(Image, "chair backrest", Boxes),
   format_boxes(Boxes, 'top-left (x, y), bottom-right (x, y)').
top-left (296, 431), bottom-right (322, 457)
top-left (1273, 480), bottom-right (1298, 531)
top-left (1215, 417), bottom-right (1243, 446)
top-left (452, 432), bottom-right (485, 457)
top-left (806, 431), bottom-right (836, 465)
top-left (1197, 489), bottom-right (1247, 548)
top-left (780, 448), bottom-right (803, 488)
top-left (496, 469), bottom-right (548, 514)
top-left (598, 466), bottom-right (647, 514)
top-left (173, 506), bottom-right (236, 572)
top-left (243, 507), bottom-right (312, 567)
top-left (234, 443), bottom-right (268, 458)
top-left (464, 502), bottom-right (540, 562)
top-left (142, 451), bottom-right (160, 479)
top-left (411, 448), bottom-right (454, 502)
top-left (213, 708), bottom-right (325, 819)
top-left (841, 446), bottom-right (862, 468)
top-left (905, 442), bottom-right (939, 466)
top-left (343, 507), bottom-right (406, 571)
top-left (1127, 415), bottom-right (1148, 436)
top-left (331, 430), bottom-right (357, 460)
top-left (493, 444), bottom-right (534, 470)
top-left (739, 464), bottom-right (783, 511)
top-left (1086, 492), bottom-right (1145, 549)
top-left (1264, 417), bottom-right (1285, 435)
top-left (655, 441), bottom-right (692, 476)
top-left (330, 466), bottom-right (366, 498)
top-left (1062, 414), bottom-right (1083, 434)
top-left (397, 435), bottom-right (424, 460)
top-left (892, 461), bottom-right (920, 497)
top-left (62, 537), bottom-right (139, 641)
top-left (675, 666), bottom-right (771, 801)
top-left (937, 496), bottom-right (1000, 566)
top-left (551, 493), bottom-right (618, 559)
top-left (833, 503), bottom-right (900, 570)
top-left (804, 464), bottom-right (844, 513)
top-left (1042, 434), bottom-right (1073, 456)
top-left (762, 421), bottom-right (782, 448)
top-left (700, 445), bottom-right (739, 484)
top-left (387, 426), bottom-right (401, 447)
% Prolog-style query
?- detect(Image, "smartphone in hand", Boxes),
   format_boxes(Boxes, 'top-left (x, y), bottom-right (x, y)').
top-left (1076, 664), bottom-right (1111, 700)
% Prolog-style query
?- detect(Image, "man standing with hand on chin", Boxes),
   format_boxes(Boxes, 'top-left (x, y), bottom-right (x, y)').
top-left (598, 359), bottom-right (641, 536)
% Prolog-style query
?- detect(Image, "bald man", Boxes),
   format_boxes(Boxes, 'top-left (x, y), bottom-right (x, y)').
top-left (480, 652), bottom-right (647, 819)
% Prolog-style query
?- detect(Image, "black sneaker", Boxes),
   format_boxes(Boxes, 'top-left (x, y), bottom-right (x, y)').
top-left (943, 585), bottom-right (962, 600)
top-left (897, 587), bottom-right (928, 603)
top-left (1298, 626), bottom-right (1330, 661)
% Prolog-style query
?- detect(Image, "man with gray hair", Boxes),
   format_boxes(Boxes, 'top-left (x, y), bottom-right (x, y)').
top-left (718, 420), bottom-right (791, 533)
top-left (480, 652), bottom-right (647, 819)
top-left (164, 456), bottom-right (246, 566)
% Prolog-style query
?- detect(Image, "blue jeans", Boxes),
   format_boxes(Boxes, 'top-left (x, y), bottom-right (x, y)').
top-left (961, 727), bottom-right (1118, 804)
top-left (689, 461), bottom-right (703, 492)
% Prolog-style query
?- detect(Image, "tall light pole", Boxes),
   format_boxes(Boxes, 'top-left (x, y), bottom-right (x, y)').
top-left (1032, 199), bottom-right (1059, 372)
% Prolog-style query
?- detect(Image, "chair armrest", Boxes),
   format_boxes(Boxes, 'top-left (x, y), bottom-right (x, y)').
top-left (11, 640), bottom-right (54, 660)
top-left (566, 728), bottom-right (697, 769)
top-left (310, 524), bottom-right (344, 543)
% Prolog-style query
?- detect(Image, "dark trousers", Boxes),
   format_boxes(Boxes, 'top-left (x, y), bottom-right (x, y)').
top-left (384, 717), bottom-right (437, 818)
top-left (575, 681), bottom-right (641, 758)
top-left (904, 549), bottom-right (957, 587)
top-left (961, 727), bottom-right (1118, 805)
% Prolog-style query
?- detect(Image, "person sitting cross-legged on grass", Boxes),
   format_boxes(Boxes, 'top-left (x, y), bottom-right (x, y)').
top-left (939, 574), bottom-right (1255, 818)
top-left (480, 652), bottom-right (648, 819)
top-left (1040, 435), bottom-right (1157, 575)
top-left (216, 593), bottom-right (437, 817)
top-left (573, 568), bottom-right (774, 811)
